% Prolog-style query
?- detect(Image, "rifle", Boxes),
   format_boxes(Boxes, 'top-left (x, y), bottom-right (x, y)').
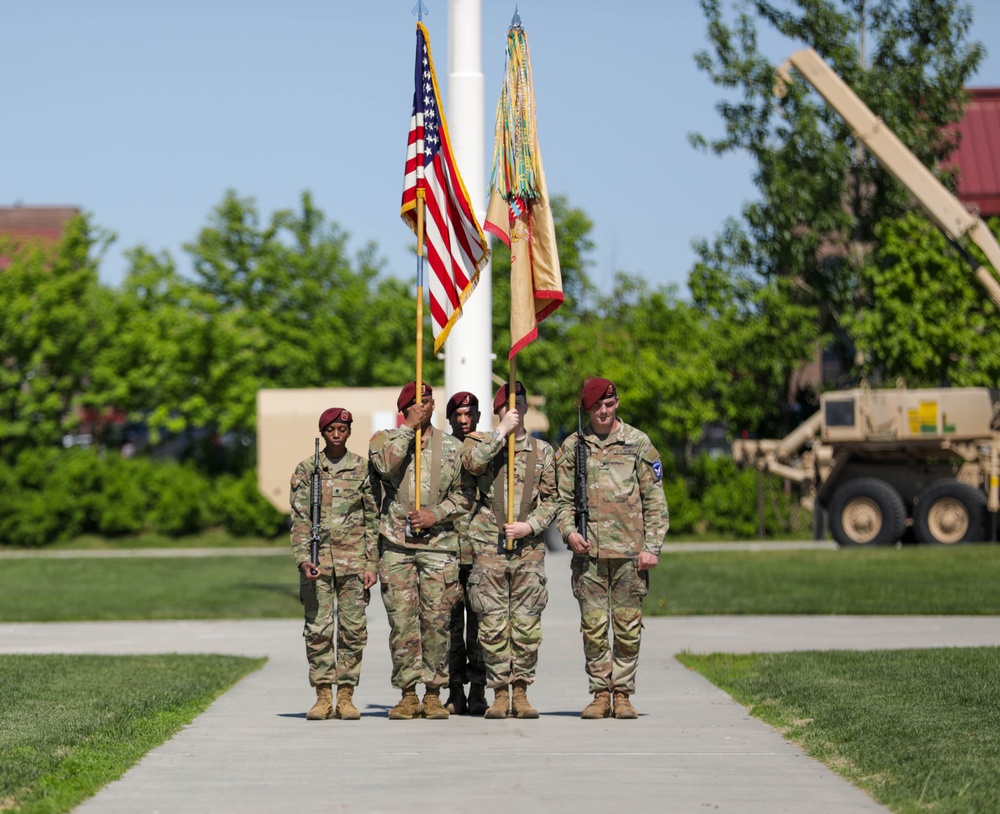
top-left (309, 437), bottom-right (322, 568)
top-left (574, 407), bottom-right (589, 540)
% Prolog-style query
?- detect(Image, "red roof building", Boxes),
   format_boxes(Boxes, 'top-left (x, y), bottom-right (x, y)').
top-left (949, 88), bottom-right (1000, 218)
top-left (0, 205), bottom-right (80, 269)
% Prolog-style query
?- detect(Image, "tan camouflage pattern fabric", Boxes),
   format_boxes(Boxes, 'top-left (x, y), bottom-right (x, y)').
top-left (369, 425), bottom-right (473, 552)
top-left (555, 420), bottom-right (669, 696)
top-left (448, 563), bottom-right (485, 686)
top-left (289, 448), bottom-right (378, 688)
top-left (378, 544), bottom-right (461, 689)
top-left (570, 555), bottom-right (648, 693)
top-left (300, 572), bottom-right (370, 687)
top-left (461, 432), bottom-right (557, 553)
top-left (555, 421), bottom-right (669, 557)
top-left (461, 432), bottom-right (556, 688)
top-left (452, 475), bottom-right (474, 565)
top-left (467, 546), bottom-right (547, 688)
top-left (289, 450), bottom-right (378, 573)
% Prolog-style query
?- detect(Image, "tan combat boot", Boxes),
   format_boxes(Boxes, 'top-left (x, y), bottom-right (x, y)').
top-left (484, 686), bottom-right (510, 719)
top-left (335, 685), bottom-right (361, 720)
top-left (613, 692), bottom-right (638, 719)
top-left (445, 684), bottom-right (467, 715)
top-left (388, 686), bottom-right (421, 720)
top-left (510, 680), bottom-right (538, 719)
top-left (467, 682), bottom-right (488, 716)
top-left (422, 687), bottom-right (450, 719)
top-left (306, 685), bottom-right (334, 720)
top-left (580, 690), bottom-right (612, 719)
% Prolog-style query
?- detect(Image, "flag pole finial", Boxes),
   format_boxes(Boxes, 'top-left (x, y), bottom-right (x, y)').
top-left (412, 0), bottom-right (429, 21)
top-left (510, 6), bottom-right (522, 29)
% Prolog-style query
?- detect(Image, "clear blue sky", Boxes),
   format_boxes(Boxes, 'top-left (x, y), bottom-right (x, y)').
top-left (4, 1), bottom-right (1000, 293)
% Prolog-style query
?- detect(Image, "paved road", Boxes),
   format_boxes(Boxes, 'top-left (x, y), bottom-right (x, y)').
top-left (2, 547), bottom-right (997, 814)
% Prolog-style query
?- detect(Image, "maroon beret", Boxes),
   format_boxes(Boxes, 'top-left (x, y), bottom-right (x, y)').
top-left (319, 407), bottom-right (353, 430)
top-left (397, 381), bottom-right (433, 413)
top-left (493, 380), bottom-right (527, 414)
top-left (581, 378), bottom-right (616, 410)
top-left (446, 391), bottom-right (479, 418)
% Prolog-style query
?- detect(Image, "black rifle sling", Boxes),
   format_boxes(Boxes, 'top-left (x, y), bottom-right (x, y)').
top-left (491, 437), bottom-right (537, 526)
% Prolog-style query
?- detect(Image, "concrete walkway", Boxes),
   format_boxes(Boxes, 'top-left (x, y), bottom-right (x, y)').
top-left (2, 549), bottom-right (998, 813)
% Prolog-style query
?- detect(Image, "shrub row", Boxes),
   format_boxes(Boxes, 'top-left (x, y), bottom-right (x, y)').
top-left (0, 449), bottom-right (287, 547)
top-left (0, 448), bottom-right (809, 548)
top-left (662, 455), bottom-right (812, 539)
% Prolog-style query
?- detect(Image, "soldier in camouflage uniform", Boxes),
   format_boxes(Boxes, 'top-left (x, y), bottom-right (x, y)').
top-left (461, 381), bottom-right (556, 719)
top-left (555, 378), bottom-right (669, 719)
top-left (290, 407), bottom-right (378, 721)
top-left (443, 391), bottom-right (488, 716)
top-left (369, 381), bottom-right (473, 720)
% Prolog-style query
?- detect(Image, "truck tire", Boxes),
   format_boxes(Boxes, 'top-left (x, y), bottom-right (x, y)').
top-left (913, 480), bottom-right (987, 545)
top-left (828, 478), bottom-right (907, 547)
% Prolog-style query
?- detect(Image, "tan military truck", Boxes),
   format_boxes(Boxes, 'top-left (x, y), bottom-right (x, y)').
top-left (736, 51), bottom-right (1000, 545)
top-left (734, 387), bottom-right (1000, 545)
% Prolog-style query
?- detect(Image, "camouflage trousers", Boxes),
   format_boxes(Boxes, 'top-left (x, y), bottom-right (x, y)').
top-left (448, 563), bottom-right (486, 686)
top-left (379, 543), bottom-right (461, 690)
top-left (300, 570), bottom-right (370, 688)
top-left (570, 555), bottom-right (648, 694)
top-left (467, 547), bottom-right (547, 688)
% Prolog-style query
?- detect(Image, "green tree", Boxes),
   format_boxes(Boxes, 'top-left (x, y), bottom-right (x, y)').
top-left (844, 212), bottom-right (1000, 385)
top-left (691, 0), bottom-right (985, 426)
top-left (119, 190), bottom-right (424, 437)
top-left (0, 216), bottom-right (111, 459)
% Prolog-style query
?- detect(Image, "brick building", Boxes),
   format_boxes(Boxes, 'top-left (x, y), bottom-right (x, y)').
top-left (0, 205), bottom-right (80, 268)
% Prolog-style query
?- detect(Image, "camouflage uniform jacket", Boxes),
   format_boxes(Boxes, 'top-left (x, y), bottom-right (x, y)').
top-left (555, 420), bottom-right (669, 558)
top-left (369, 424), bottom-right (473, 553)
top-left (451, 433), bottom-right (475, 565)
top-left (461, 432), bottom-right (557, 553)
top-left (289, 450), bottom-right (378, 573)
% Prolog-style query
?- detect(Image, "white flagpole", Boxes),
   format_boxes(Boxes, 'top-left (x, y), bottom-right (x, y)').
top-left (446, 0), bottom-right (493, 430)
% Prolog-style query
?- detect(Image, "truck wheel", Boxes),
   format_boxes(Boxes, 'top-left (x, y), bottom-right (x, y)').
top-left (913, 481), bottom-right (987, 545)
top-left (828, 478), bottom-right (907, 546)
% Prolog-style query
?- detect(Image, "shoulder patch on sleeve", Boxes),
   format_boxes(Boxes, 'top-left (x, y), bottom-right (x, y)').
top-left (369, 430), bottom-right (387, 453)
top-left (651, 459), bottom-right (663, 482)
top-left (290, 474), bottom-right (300, 488)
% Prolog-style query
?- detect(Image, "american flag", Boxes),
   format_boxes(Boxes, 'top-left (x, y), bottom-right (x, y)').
top-left (401, 22), bottom-right (489, 352)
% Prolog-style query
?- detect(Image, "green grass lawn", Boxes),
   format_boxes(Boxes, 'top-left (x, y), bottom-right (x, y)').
top-left (0, 653), bottom-right (265, 814)
top-left (41, 530), bottom-right (283, 550)
top-left (678, 647), bottom-right (1000, 814)
top-left (0, 555), bottom-right (300, 621)
top-left (3, 545), bottom-right (1000, 620)
top-left (646, 545), bottom-right (1000, 615)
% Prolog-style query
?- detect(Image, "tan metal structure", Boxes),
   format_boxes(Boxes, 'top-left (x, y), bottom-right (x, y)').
top-left (733, 51), bottom-right (1000, 546)
top-left (775, 48), bottom-right (1000, 307)
top-left (256, 386), bottom-right (550, 513)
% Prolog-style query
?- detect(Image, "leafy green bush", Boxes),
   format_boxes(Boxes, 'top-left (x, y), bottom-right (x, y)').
top-left (147, 463), bottom-right (213, 536)
top-left (212, 470), bottom-right (287, 538)
top-left (90, 455), bottom-right (155, 536)
top-left (662, 476), bottom-right (700, 534)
